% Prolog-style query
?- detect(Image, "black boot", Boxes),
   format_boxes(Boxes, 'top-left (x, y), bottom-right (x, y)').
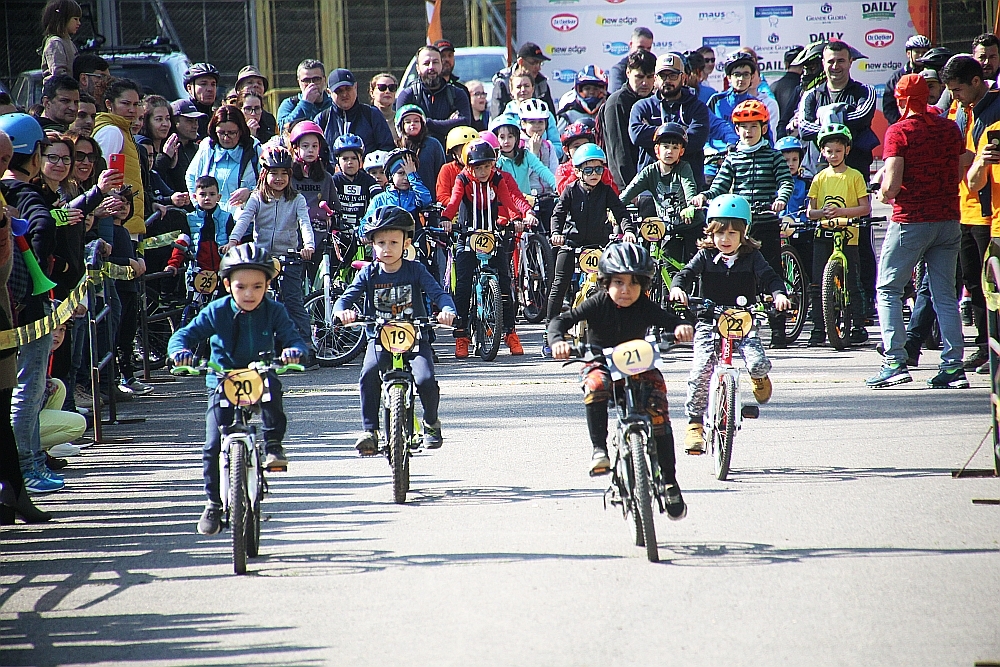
top-left (0, 482), bottom-right (52, 524)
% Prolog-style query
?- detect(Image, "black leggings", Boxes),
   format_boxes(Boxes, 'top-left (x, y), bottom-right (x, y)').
top-left (750, 223), bottom-right (786, 337)
top-left (0, 388), bottom-right (24, 497)
top-left (547, 247), bottom-right (578, 322)
top-left (585, 401), bottom-right (678, 484)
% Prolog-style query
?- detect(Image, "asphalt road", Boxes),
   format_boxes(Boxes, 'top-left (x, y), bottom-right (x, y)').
top-left (1, 313), bottom-right (999, 666)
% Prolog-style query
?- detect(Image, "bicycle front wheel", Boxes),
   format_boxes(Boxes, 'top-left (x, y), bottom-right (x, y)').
top-left (245, 465), bottom-right (262, 558)
top-left (305, 290), bottom-right (366, 366)
top-left (712, 374), bottom-right (737, 481)
top-left (822, 259), bottom-right (850, 350)
top-left (476, 278), bottom-right (503, 361)
top-left (780, 246), bottom-right (807, 343)
top-left (521, 234), bottom-right (554, 324)
top-left (387, 384), bottom-right (409, 504)
top-left (230, 442), bottom-right (248, 574)
top-left (628, 430), bottom-right (659, 562)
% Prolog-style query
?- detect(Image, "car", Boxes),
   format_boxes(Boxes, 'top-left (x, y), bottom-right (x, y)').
top-left (401, 46), bottom-right (507, 99)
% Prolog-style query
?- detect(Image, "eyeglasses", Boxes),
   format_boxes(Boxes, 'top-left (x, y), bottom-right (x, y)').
top-left (299, 75), bottom-right (325, 85)
top-left (242, 106), bottom-right (262, 114)
top-left (216, 129), bottom-right (240, 138)
top-left (75, 152), bottom-right (96, 163)
top-left (659, 71), bottom-right (682, 81)
top-left (43, 153), bottom-right (73, 165)
top-left (578, 165), bottom-right (605, 176)
top-left (472, 91), bottom-right (487, 97)
top-left (82, 72), bottom-right (110, 82)
top-left (730, 71), bottom-right (753, 79)
top-left (375, 83), bottom-right (398, 92)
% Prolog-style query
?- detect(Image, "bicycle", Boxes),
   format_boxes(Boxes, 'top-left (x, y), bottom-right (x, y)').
top-left (510, 217), bottom-right (554, 325)
top-left (566, 244), bottom-right (605, 346)
top-left (463, 229), bottom-right (505, 361)
top-left (778, 210), bottom-right (810, 343)
top-left (304, 224), bottom-right (367, 367)
top-left (171, 356), bottom-right (304, 574)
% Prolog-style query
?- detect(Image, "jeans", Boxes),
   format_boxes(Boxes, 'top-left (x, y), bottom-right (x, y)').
top-left (359, 339), bottom-right (439, 432)
top-left (905, 263), bottom-right (937, 355)
top-left (278, 261), bottom-right (312, 350)
top-left (12, 333), bottom-right (54, 473)
top-left (876, 221), bottom-right (963, 369)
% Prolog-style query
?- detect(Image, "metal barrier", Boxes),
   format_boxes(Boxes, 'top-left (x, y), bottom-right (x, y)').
top-left (980, 240), bottom-right (1000, 475)
top-left (138, 270), bottom-right (186, 382)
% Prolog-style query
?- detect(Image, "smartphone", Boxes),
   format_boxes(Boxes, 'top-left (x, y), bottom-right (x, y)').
top-left (989, 130), bottom-right (1000, 147)
top-left (108, 153), bottom-right (125, 175)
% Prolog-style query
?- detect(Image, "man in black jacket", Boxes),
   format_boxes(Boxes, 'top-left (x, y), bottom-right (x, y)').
top-left (395, 46), bottom-right (472, 147)
top-left (155, 99), bottom-right (205, 194)
top-left (771, 46), bottom-right (804, 138)
top-left (602, 50), bottom-right (656, 190)
top-left (433, 39), bottom-right (471, 102)
top-left (490, 42), bottom-right (556, 119)
top-left (38, 75), bottom-right (80, 132)
top-left (316, 69), bottom-right (396, 155)
top-left (608, 27), bottom-right (654, 93)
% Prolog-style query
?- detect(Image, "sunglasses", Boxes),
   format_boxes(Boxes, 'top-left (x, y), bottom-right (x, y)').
top-left (75, 152), bottom-right (96, 163)
top-left (578, 165), bottom-right (605, 176)
top-left (43, 153), bottom-right (73, 165)
top-left (704, 58), bottom-right (716, 64)
top-left (375, 83), bottom-right (398, 92)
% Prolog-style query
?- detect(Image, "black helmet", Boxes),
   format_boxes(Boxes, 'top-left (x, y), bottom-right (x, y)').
top-left (364, 205), bottom-right (416, 240)
top-left (598, 242), bottom-right (655, 279)
top-left (916, 46), bottom-right (954, 72)
top-left (183, 62), bottom-right (221, 86)
top-left (724, 51), bottom-right (757, 75)
top-left (464, 139), bottom-right (497, 166)
top-left (384, 147), bottom-right (416, 175)
top-left (652, 122), bottom-right (688, 147)
top-left (259, 142), bottom-right (293, 170)
top-left (219, 243), bottom-right (279, 280)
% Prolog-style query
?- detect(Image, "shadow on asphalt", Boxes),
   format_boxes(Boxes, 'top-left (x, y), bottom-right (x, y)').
top-left (726, 466), bottom-right (955, 483)
top-left (654, 541), bottom-right (1000, 567)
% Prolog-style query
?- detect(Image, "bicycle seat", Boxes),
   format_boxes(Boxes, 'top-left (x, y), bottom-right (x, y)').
top-left (352, 260), bottom-right (371, 271)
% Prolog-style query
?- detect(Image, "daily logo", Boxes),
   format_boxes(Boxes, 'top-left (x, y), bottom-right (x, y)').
top-left (596, 15), bottom-right (638, 26)
top-left (603, 41), bottom-right (630, 56)
top-left (809, 31), bottom-right (845, 41)
top-left (654, 11), bottom-right (682, 26)
top-left (865, 28), bottom-right (894, 48)
top-left (862, 1), bottom-right (896, 19)
top-left (545, 44), bottom-right (587, 56)
top-left (551, 14), bottom-right (579, 31)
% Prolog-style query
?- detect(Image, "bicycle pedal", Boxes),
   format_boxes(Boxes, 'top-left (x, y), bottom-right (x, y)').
top-left (685, 447), bottom-right (705, 456)
top-left (264, 463), bottom-right (288, 472)
top-left (741, 405), bottom-right (760, 419)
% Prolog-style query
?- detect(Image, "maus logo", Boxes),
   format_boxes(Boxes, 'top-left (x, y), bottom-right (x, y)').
top-left (596, 15), bottom-right (638, 26)
top-left (551, 14), bottom-right (579, 31)
top-left (603, 41), bottom-right (629, 56)
top-left (865, 28), bottom-right (894, 48)
top-left (809, 31), bottom-right (844, 41)
top-left (655, 12), bottom-right (682, 26)
top-left (862, 1), bottom-right (896, 19)
top-left (698, 10), bottom-right (740, 23)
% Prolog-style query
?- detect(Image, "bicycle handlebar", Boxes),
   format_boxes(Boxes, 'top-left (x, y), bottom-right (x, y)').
top-left (170, 359), bottom-right (305, 377)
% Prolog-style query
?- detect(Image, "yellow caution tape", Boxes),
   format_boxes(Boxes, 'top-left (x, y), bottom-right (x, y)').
top-left (0, 275), bottom-right (89, 350)
top-left (138, 230), bottom-right (183, 252)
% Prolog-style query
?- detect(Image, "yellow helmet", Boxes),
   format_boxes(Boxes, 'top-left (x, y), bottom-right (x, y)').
top-left (446, 125), bottom-right (480, 153)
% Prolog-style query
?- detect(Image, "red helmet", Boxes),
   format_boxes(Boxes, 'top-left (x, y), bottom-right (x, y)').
top-left (731, 99), bottom-right (770, 124)
top-left (560, 120), bottom-right (596, 148)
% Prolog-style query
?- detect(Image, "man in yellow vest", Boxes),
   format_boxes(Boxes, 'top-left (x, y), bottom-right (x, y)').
top-left (93, 78), bottom-right (145, 235)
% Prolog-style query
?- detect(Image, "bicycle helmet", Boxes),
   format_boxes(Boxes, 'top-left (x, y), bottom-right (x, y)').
top-left (571, 143), bottom-right (607, 167)
top-left (288, 120), bottom-right (325, 145)
top-left (364, 150), bottom-right (390, 171)
top-left (731, 99), bottom-right (770, 124)
top-left (219, 242), bottom-right (279, 280)
top-left (724, 51), bottom-right (758, 75)
top-left (183, 62), bottom-right (221, 86)
top-left (559, 120), bottom-right (596, 148)
top-left (518, 98), bottom-right (550, 121)
top-left (488, 112), bottom-right (521, 134)
top-left (259, 142), bottom-right (293, 170)
top-left (789, 41), bottom-right (826, 68)
top-left (905, 34), bottom-right (932, 50)
top-left (364, 205), bottom-right (415, 240)
top-left (384, 148), bottom-right (416, 175)
top-left (915, 46), bottom-right (954, 72)
top-left (817, 123), bottom-right (853, 147)
top-left (574, 65), bottom-right (608, 91)
top-left (446, 126), bottom-right (479, 152)
top-left (332, 133), bottom-right (365, 157)
top-left (0, 113), bottom-right (49, 155)
top-left (652, 122), bottom-right (688, 147)
top-left (463, 139), bottom-right (497, 166)
top-left (707, 194), bottom-right (752, 226)
top-left (597, 242), bottom-right (655, 280)
top-left (774, 136), bottom-right (804, 153)
top-left (478, 130), bottom-right (501, 149)
top-left (394, 104), bottom-right (426, 128)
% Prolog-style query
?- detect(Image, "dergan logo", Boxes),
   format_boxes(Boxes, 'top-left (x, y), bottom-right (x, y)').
top-left (596, 15), bottom-right (638, 26)
top-left (551, 69), bottom-right (578, 83)
top-left (865, 28), bottom-right (894, 47)
top-left (603, 41), bottom-right (630, 56)
top-left (655, 11), bottom-right (682, 26)
top-left (550, 13), bottom-right (579, 31)
top-left (768, 32), bottom-right (780, 43)
top-left (544, 44), bottom-right (587, 56)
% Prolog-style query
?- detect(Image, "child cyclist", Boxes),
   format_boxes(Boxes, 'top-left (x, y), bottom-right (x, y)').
top-left (395, 104), bottom-right (445, 195)
top-left (689, 99), bottom-right (793, 348)
top-left (333, 206), bottom-right (456, 454)
top-left (168, 244), bottom-right (307, 535)
top-left (166, 175), bottom-right (234, 276)
top-left (555, 121), bottom-right (619, 195)
top-left (490, 112), bottom-right (556, 196)
top-left (363, 149), bottom-right (432, 231)
top-left (518, 99), bottom-right (560, 177)
top-left (550, 243), bottom-right (693, 518)
top-left (669, 194), bottom-right (790, 454)
top-left (331, 134), bottom-right (381, 228)
top-left (288, 120), bottom-right (341, 229)
top-left (806, 124), bottom-right (871, 347)
top-left (437, 126), bottom-right (479, 206)
top-left (442, 139), bottom-right (538, 357)
top-left (363, 150), bottom-right (390, 189)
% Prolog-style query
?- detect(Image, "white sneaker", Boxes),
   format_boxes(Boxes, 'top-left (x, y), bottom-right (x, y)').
top-left (121, 378), bottom-right (154, 396)
top-left (47, 443), bottom-right (82, 457)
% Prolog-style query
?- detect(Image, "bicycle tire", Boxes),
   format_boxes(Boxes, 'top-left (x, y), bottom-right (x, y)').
top-left (713, 374), bottom-right (737, 481)
top-left (387, 384), bottom-right (409, 504)
top-left (245, 462), bottom-right (261, 558)
top-left (822, 259), bottom-right (850, 350)
top-left (521, 234), bottom-right (554, 324)
top-left (780, 246), bottom-right (808, 343)
top-left (305, 290), bottom-right (366, 366)
top-left (628, 430), bottom-right (659, 562)
top-left (476, 277), bottom-right (503, 361)
top-left (230, 442), bottom-right (248, 575)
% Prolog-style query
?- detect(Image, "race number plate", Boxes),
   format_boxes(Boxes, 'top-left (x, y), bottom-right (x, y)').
top-left (469, 231), bottom-right (496, 256)
top-left (192, 270), bottom-right (218, 294)
top-left (379, 321), bottom-right (417, 353)
top-left (402, 245), bottom-right (417, 261)
top-left (639, 218), bottom-right (666, 242)
top-left (605, 337), bottom-right (659, 380)
top-left (579, 248), bottom-right (602, 274)
top-left (222, 368), bottom-right (265, 407)
top-left (719, 309), bottom-right (754, 338)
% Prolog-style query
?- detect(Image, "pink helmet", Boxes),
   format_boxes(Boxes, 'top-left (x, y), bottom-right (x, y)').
top-left (288, 120), bottom-right (325, 145)
top-left (478, 129), bottom-right (501, 149)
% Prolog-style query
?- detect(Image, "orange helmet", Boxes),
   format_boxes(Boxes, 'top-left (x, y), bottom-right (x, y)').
top-left (731, 99), bottom-right (770, 124)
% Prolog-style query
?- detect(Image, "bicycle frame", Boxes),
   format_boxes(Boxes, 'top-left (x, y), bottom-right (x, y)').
top-left (705, 333), bottom-right (746, 448)
top-left (219, 408), bottom-right (263, 529)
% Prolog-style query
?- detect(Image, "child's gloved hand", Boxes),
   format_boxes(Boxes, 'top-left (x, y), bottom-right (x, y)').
top-left (335, 310), bottom-right (356, 324)
top-left (171, 349), bottom-right (195, 368)
top-left (437, 310), bottom-right (456, 326)
top-left (551, 341), bottom-right (571, 359)
top-left (280, 348), bottom-right (302, 365)
top-left (773, 294), bottom-right (791, 311)
top-left (668, 287), bottom-right (689, 305)
top-left (674, 324), bottom-right (694, 342)
top-left (681, 206), bottom-right (696, 220)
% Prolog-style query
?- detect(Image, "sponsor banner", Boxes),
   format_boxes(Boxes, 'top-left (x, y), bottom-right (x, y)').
top-left (518, 0), bottom-right (916, 98)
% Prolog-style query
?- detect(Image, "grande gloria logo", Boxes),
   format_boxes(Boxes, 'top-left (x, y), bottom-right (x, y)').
top-left (806, 2), bottom-right (847, 22)
top-left (550, 13), bottom-right (579, 31)
top-left (862, 1), bottom-right (896, 19)
top-left (865, 28), bottom-right (894, 48)
top-left (655, 12), bottom-right (682, 26)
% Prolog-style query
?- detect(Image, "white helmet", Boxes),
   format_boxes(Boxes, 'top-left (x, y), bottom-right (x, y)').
top-left (518, 98), bottom-right (550, 122)
top-left (364, 150), bottom-right (390, 171)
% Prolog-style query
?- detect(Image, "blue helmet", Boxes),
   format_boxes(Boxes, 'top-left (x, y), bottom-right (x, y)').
top-left (332, 133), bottom-right (365, 157)
top-left (488, 112), bottom-right (521, 134)
top-left (774, 136), bottom-right (804, 154)
top-left (707, 194), bottom-right (752, 226)
top-left (0, 113), bottom-right (48, 155)
top-left (572, 143), bottom-right (607, 167)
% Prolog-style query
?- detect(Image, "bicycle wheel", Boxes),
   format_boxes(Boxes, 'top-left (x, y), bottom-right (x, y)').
top-left (387, 384), bottom-right (409, 504)
top-left (521, 234), bottom-right (554, 324)
top-left (822, 259), bottom-right (850, 350)
top-left (476, 278), bottom-right (503, 361)
top-left (305, 290), bottom-right (366, 366)
top-left (628, 430), bottom-right (659, 562)
top-left (780, 246), bottom-right (808, 343)
top-left (712, 374), bottom-right (737, 481)
top-left (245, 465), bottom-right (261, 558)
top-left (230, 442), bottom-right (248, 575)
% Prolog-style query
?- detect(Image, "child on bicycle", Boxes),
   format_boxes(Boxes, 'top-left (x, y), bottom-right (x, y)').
top-left (225, 143), bottom-right (316, 366)
top-left (442, 139), bottom-right (538, 358)
top-left (168, 243), bottom-right (307, 536)
top-left (689, 99), bottom-right (793, 348)
top-left (545, 144), bottom-right (634, 354)
top-left (362, 149), bottom-right (432, 233)
top-left (166, 175), bottom-right (234, 275)
top-left (333, 206), bottom-right (456, 454)
top-left (288, 120), bottom-right (341, 229)
top-left (555, 121), bottom-right (619, 195)
top-left (364, 150), bottom-right (390, 189)
top-left (518, 99), bottom-right (560, 177)
top-left (331, 134), bottom-right (382, 227)
top-left (550, 243), bottom-right (693, 519)
top-left (490, 112), bottom-right (556, 197)
top-left (437, 126), bottom-right (479, 206)
top-left (805, 124), bottom-right (871, 347)
top-left (669, 194), bottom-right (790, 454)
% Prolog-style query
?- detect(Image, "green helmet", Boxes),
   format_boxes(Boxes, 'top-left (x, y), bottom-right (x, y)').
top-left (817, 123), bottom-right (852, 147)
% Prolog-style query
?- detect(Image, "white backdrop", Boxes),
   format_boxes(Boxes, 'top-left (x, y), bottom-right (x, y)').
top-left (518, 0), bottom-right (918, 99)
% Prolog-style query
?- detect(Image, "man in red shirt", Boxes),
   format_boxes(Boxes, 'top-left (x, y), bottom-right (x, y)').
top-left (868, 74), bottom-right (967, 389)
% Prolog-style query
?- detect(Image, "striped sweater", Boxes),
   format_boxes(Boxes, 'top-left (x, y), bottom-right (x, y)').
top-left (701, 141), bottom-right (794, 225)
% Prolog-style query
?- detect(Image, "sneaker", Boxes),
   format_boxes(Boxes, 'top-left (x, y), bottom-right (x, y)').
top-left (685, 422), bottom-right (705, 455)
top-left (23, 470), bottom-right (64, 494)
top-left (505, 331), bottom-right (524, 355)
top-left (455, 337), bottom-right (470, 359)
top-left (541, 333), bottom-right (552, 358)
top-left (848, 327), bottom-right (869, 345)
top-left (263, 443), bottom-right (288, 470)
top-left (47, 443), bottom-right (81, 458)
top-left (752, 375), bottom-right (773, 404)
top-left (112, 384), bottom-right (134, 401)
top-left (301, 352), bottom-right (320, 371)
top-left (963, 349), bottom-right (989, 371)
top-left (664, 483), bottom-right (687, 521)
top-left (876, 343), bottom-right (919, 368)
top-left (978, 362), bottom-right (991, 375)
top-left (74, 386), bottom-right (93, 408)
top-left (197, 504), bottom-right (223, 535)
top-left (927, 367), bottom-right (970, 389)
top-left (423, 420), bottom-right (443, 449)
top-left (807, 330), bottom-right (826, 347)
top-left (45, 453), bottom-right (68, 471)
top-left (121, 377), bottom-right (154, 396)
top-left (769, 335), bottom-right (788, 350)
top-left (866, 363), bottom-right (912, 388)
top-left (355, 431), bottom-right (379, 456)
top-left (590, 446), bottom-right (611, 476)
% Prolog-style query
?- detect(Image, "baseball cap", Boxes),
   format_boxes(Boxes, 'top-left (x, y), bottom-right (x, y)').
top-left (656, 53), bottom-right (684, 74)
top-left (433, 39), bottom-right (455, 52)
top-left (171, 99), bottom-right (207, 118)
top-left (327, 68), bottom-right (357, 91)
top-left (235, 65), bottom-right (269, 91)
top-left (919, 68), bottom-right (940, 83)
top-left (517, 42), bottom-right (550, 62)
